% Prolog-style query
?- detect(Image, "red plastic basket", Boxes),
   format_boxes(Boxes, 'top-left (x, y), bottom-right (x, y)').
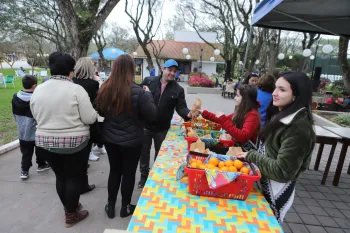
top-left (184, 154), bottom-right (261, 200)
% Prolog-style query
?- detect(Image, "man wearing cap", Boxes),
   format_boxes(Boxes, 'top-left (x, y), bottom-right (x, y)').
top-left (138, 59), bottom-right (192, 188)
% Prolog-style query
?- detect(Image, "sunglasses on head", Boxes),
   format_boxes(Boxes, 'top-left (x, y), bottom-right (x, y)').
top-left (251, 72), bottom-right (260, 76)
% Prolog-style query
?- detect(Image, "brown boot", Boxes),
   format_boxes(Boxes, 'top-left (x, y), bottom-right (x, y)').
top-left (65, 210), bottom-right (89, 228)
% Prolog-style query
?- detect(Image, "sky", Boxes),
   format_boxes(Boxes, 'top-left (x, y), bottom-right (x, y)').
top-left (105, 0), bottom-right (178, 32)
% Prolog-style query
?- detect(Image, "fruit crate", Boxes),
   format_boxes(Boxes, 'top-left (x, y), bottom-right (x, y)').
top-left (184, 153), bottom-right (260, 200)
top-left (184, 129), bottom-right (235, 151)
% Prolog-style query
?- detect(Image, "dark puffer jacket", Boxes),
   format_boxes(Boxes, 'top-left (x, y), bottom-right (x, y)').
top-left (99, 84), bottom-right (156, 146)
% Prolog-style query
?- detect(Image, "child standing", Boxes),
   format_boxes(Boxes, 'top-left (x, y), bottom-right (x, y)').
top-left (200, 84), bottom-right (261, 151)
top-left (12, 75), bottom-right (50, 179)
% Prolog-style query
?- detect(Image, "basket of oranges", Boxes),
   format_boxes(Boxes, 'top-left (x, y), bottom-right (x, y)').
top-left (184, 152), bottom-right (260, 200)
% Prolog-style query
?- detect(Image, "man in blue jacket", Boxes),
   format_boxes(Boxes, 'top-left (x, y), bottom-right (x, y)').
top-left (138, 59), bottom-right (192, 188)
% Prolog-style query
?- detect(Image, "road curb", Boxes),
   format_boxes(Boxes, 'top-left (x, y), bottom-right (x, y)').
top-left (0, 139), bottom-right (19, 155)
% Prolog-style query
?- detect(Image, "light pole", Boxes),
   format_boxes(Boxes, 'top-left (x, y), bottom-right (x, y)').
top-left (311, 42), bottom-right (333, 79)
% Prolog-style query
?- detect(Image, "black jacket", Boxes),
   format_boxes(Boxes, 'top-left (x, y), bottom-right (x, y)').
top-left (12, 91), bottom-right (36, 141)
top-left (99, 84), bottom-right (156, 146)
top-left (141, 76), bottom-right (190, 132)
top-left (73, 78), bottom-right (100, 142)
top-left (72, 78), bottom-right (99, 105)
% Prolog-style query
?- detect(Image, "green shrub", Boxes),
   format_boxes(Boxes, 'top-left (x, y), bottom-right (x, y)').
top-left (331, 113), bottom-right (350, 127)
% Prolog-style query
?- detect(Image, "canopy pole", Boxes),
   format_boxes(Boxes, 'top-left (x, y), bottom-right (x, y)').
top-left (241, 24), bottom-right (254, 80)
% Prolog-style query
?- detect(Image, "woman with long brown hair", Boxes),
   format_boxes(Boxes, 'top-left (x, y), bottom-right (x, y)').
top-left (200, 84), bottom-right (261, 151)
top-left (96, 54), bottom-right (156, 219)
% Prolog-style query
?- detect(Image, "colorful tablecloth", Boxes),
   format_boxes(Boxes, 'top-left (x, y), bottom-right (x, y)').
top-left (127, 116), bottom-right (283, 233)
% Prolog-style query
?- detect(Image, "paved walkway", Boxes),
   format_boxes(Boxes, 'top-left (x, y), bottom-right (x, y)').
top-left (0, 84), bottom-right (349, 233)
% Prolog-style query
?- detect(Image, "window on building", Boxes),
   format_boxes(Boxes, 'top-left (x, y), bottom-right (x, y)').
top-left (177, 61), bottom-right (191, 74)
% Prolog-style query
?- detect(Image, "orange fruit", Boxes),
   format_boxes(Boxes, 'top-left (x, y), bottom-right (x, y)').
top-left (240, 167), bottom-right (250, 174)
top-left (233, 160), bottom-right (244, 170)
top-left (220, 166), bottom-right (228, 171)
top-left (190, 158), bottom-right (197, 164)
top-left (207, 164), bottom-right (215, 169)
top-left (214, 167), bottom-right (220, 170)
top-left (228, 166), bottom-right (238, 172)
top-left (218, 161), bottom-right (225, 168)
top-left (225, 160), bottom-right (234, 167)
top-left (196, 160), bottom-right (203, 165)
top-left (209, 158), bottom-right (219, 166)
top-left (203, 164), bottom-right (208, 169)
top-left (190, 162), bottom-right (197, 168)
top-left (198, 164), bottom-right (206, 170)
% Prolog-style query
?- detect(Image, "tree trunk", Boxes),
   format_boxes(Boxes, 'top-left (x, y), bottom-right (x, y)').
top-left (301, 59), bottom-right (310, 73)
top-left (141, 44), bottom-right (154, 71)
top-left (225, 60), bottom-right (232, 81)
top-left (338, 37), bottom-right (350, 92)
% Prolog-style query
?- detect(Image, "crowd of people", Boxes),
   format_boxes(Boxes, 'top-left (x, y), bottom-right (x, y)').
top-left (12, 51), bottom-right (316, 227)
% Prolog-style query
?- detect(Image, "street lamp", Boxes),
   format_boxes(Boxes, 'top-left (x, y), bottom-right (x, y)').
top-left (255, 59), bottom-right (260, 65)
top-left (210, 57), bottom-right (215, 62)
top-left (278, 53), bottom-right (285, 60)
top-left (133, 52), bottom-right (137, 56)
top-left (302, 49), bottom-right (312, 57)
top-left (310, 55), bottom-right (315, 60)
top-left (289, 55), bottom-right (293, 59)
top-left (214, 49), bottom-right (220, 56)
top-left (186, 55), bottom-right (191, 60)
top-left (239, 61), bottom-right (243, 65)
top-left (182, 48), bottom-right (189, 54)
top-left (322, 44), bottom-right (333, 54)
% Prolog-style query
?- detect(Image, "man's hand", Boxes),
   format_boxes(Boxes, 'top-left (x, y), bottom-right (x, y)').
top-left (215, 111), bottom-right (225, 118)
top-left (143, 85), bottom-right (150, 92)
top-left (187, 111), bottom-right (193, 118)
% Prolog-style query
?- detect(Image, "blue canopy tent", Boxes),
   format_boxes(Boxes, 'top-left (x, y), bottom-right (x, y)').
top-left (252, 0), bottom-right (350, 37)
top-left (89, 47), bottom-right (127, 60)
top-left (241, 0), bottom-right (350, 77)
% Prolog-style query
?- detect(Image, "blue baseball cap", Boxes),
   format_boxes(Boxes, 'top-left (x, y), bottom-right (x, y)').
top-left (163, 59), bottom-right (178, 69)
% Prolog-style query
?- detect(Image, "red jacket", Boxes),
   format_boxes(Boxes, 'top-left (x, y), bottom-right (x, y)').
top-left (202, 110), bottom-right (260, 143)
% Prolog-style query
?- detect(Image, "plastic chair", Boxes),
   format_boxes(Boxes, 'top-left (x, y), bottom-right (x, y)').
top-left (222, 82), bottom-right (234, 98)
top-left (5, 75), bottom-right (15, 88)
top-left (40, 70), bottom-right (48, 77)
top-left (0, 73), bottom-right (5, 88)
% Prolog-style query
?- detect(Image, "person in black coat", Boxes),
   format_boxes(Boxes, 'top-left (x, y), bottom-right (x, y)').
top-left (137, 59), bottom-right (192, 188)
top-left (96, 54), bottom-right (156, 219)
top-left (72, 57), bottom-right (100, 194)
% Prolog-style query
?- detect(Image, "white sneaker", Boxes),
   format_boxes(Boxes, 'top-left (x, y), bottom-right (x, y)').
top-left (92, 145), bottom-right (107, 154)
top-left (89, 152), bottom-right (99, 161)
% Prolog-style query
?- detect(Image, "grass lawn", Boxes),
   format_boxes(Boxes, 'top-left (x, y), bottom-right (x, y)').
top-left (0, 68), bottom-right (49, 146)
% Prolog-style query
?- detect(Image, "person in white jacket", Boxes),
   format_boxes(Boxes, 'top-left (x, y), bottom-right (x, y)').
top-left (30, 52), bottom-right (97, 228)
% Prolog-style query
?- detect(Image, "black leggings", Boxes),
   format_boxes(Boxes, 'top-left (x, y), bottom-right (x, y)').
top-left (105, 143), bottom-right (142, 207)
top-left (37, 146), bottom-right (89, 213)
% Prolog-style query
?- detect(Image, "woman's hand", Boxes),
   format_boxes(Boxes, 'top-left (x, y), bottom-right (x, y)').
top-left (236, 152), bottom-right (248, 158)
top-left (143, 85), bottom-right (150, 92)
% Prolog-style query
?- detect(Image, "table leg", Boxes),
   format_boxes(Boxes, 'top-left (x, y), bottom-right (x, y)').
top-left (333, 140), bottom-right (349, 186)
top-left (321, 142), bottom-right (337, 185)
top-left (314, 143), bottom-right (324, 171)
